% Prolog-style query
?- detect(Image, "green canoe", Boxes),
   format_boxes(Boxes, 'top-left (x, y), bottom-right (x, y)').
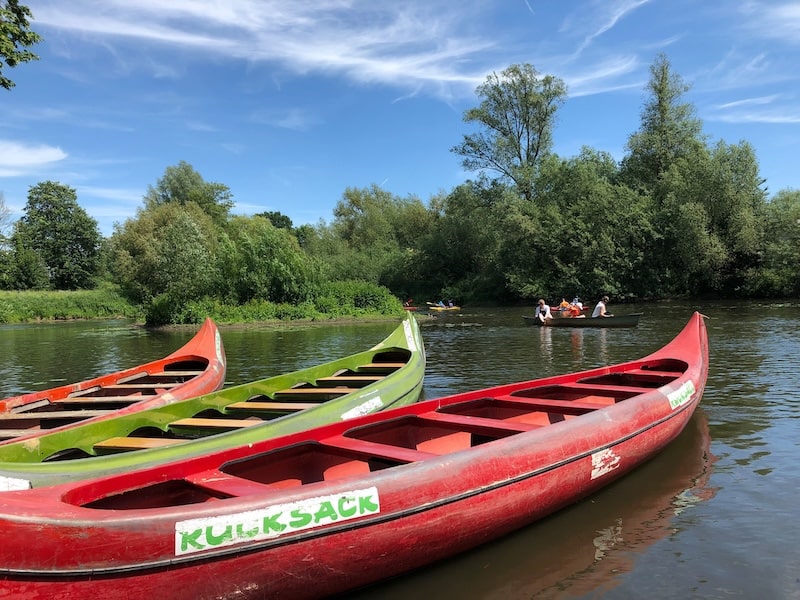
top-left (0, 314), bottom-right (425, 491)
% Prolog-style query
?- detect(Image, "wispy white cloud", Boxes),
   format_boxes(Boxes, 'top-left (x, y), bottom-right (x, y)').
top-left (31, 1), bottom-right (494, 97)
top-left (0, 140), bottom-right (68, 177)
top-left (563, 0), bottom-right (653, 57)
top-left (562, 55), bottom-right (641, 96)
top-left (715, 95), bottom-right (781, 110)
top-left (741, 2), bottom-right (800, 43)
top-left (707, 94), bottom-right (800, 124)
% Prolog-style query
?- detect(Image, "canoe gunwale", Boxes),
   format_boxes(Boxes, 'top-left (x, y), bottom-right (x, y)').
top-left (0, 314), bottom-right (425, 488)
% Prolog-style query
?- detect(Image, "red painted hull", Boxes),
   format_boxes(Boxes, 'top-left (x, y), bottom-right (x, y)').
top-left (0, 318), bottom-right (226, 443)
top-left (0, 313), bottom-right (708, 599)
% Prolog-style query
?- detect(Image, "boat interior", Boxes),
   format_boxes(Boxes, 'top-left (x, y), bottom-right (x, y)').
top-left (0, 359), bottom-right (210, 441)
top-left (17, 349), bottom-right (412, 462)
top-left (71, 358), bottom-right (687, 511)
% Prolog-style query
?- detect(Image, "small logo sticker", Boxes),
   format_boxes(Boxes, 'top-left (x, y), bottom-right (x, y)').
top-left (667, 380), bottom-right (696, 410)
top-left (591, 448), bottom-right (621, 480)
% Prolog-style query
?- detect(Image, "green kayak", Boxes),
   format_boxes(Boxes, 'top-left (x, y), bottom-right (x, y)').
top-left (0, 314), bottom-right (425, 491)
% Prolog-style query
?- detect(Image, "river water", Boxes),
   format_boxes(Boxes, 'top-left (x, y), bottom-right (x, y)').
top-left (1, 300), bottom-right (798, 599)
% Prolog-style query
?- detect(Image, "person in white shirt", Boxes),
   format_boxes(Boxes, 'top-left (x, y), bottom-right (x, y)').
top-left (592, 296), bottom-right (613, 318)
top-left (535, 299), bottom-right (552, 323)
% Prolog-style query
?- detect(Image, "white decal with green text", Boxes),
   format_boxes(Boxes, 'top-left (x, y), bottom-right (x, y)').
top-left (174, 486), bottom-right (380, 555)
top-left (667, 380), bottom-right (695, 410)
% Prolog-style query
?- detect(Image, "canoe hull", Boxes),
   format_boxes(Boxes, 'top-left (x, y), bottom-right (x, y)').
top-left (524, 312), bottom-right (643, 328)
top-left (0, 318), bottom-right (226, 443)
top-left (0, 315), bottom-right (424, 490)
top-left (0, 313), bottom-right (707, 599)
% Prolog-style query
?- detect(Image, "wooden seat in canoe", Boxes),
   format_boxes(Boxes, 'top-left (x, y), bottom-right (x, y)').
top-left (417, 411), bottom-right (539, 433)
top-left (316, 375), bottom-right (383, 386)
top-left (355, 362), bottom-right (406, 373)
top-left (322, 436), bottom-right (439, 464)
top-left (93, 437), bottom-right (185, 451)
top-left (102, 383), bottom-right (182, 390)
top-left (0, 410), bottom-right (114, 422)
top-left (149, 370), bottom-right (206, 377)
top-left (184, 470), bottom-right (275, 497)
top-left (168, 418), bottom-right (262, 432)
top-left (0, 429), bottom-right (38, 439)
top-left (50, 397), bottom-right (145, 407)
top-left (492, 395), bottom-right (615, 412)
top-left (225, 401), bottom-right (319, 413)
top-left (272, 387), bottom-right (360, 399)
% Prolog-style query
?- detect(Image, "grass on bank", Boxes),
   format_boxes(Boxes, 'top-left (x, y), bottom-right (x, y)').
top-left (0, 287), bottom-right (142, 323)
top-left (0, 281), bottom-right (406, 325)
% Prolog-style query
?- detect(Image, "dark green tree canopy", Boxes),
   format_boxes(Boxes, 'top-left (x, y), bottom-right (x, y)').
top-left (256, 210), bottom-right (293, 230)
top-left (0, 0), bottom-right (41, 90)
top-left (12, 181), bottom-right (102, 289)
top-left (452, 63), bottom-right (567, 201)
top-left (144, 161), bottom-right (234, 224)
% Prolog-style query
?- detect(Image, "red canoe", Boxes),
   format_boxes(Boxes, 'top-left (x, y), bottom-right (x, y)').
top-left (0, 318), bottom-right (226, 442)
top-left (0, 313), bottom-right (708, 600)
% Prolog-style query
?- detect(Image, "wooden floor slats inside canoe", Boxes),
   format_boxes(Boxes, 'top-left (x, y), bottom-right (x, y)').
top-left (0, 318), bottom-right (226, 441)
top-left (88, 361), bottom-right (406, 454)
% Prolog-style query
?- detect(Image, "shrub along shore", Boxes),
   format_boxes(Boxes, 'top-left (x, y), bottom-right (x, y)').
top-left (0, 282), bottom-right (408, 326)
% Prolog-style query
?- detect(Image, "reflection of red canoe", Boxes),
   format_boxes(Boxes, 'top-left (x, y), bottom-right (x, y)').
top-left (356, 409), bottom-right (717, 598)
top-left (0, 314), bottom-right (708, 599)
top-left (0, 318), bottom-right (226, 441)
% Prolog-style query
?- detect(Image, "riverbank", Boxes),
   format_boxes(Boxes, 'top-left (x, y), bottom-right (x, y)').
top-left (0, 287), bottom-right (414, 327)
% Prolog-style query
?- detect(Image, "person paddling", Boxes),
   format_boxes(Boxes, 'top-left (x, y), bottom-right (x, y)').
top-left (535, 299), bottom-right (553, 323)
top-left (592, 296), bottom-right (613, 318)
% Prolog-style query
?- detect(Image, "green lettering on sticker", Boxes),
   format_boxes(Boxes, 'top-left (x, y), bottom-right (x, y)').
top-left (288, 508), bottom-right (311, 528)
top-left (313, 500), bottom-right (338, 523)
top-left (205, 524), bottom-right (233, 547)
top-left (338, 495), bottom-right (357, 518)
top-left (178, 528), bottom-right (205, 552)
top-left (236, 522), bottom-right (260, 539)
top-left (263, 512), bottom-right (288, 533)
top-left (358, 493), bottom-right (379, 513)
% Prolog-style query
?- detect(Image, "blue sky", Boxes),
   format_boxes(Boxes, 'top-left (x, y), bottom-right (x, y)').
top-left (2, 1), bottom-right (799, 237)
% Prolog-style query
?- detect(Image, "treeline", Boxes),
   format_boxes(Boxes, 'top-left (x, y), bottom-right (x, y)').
top-left (1, 55), bottom-right (799, 324)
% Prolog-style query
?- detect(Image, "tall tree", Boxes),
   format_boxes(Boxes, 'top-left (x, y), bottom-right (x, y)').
top-left (12, 181), bottom-right (102, 289)
top-left (144, 161), bottom-right (234, 225)
top-left (0, 0), bottom-right (41, 90)
top-left (452, 64), bottom-right (567, 201)
top-left (620, 54), bottom-right (705, 194)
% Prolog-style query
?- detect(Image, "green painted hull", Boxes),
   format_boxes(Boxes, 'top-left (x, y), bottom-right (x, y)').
top-left (0, 315), bottom-right (425, 490)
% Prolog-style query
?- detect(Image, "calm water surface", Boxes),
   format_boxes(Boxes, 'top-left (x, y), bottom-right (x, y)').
top-left (1, 301), bottom-right (798, 599)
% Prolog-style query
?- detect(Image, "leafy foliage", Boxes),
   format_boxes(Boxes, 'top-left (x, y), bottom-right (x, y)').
top-left (217, 215), bottom-right (320, 305)
top-left (144, 161), bottom-right (234, 225)
top-left (452, 63), bottom-right (567, 201)
top-left (0, 0), bottom-right (41, 90)
top-left (109, 202), bottom-right (219, 323)
top-left (11, 181), bottom-right (103, 290)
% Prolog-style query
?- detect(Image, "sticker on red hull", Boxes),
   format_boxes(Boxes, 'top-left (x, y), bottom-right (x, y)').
top-left (667, 380), bottom-right (696, 410)
top-left (591, 448), bottom-right (621, 480)
top-left (175, 486), bottom-right (380, 555)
